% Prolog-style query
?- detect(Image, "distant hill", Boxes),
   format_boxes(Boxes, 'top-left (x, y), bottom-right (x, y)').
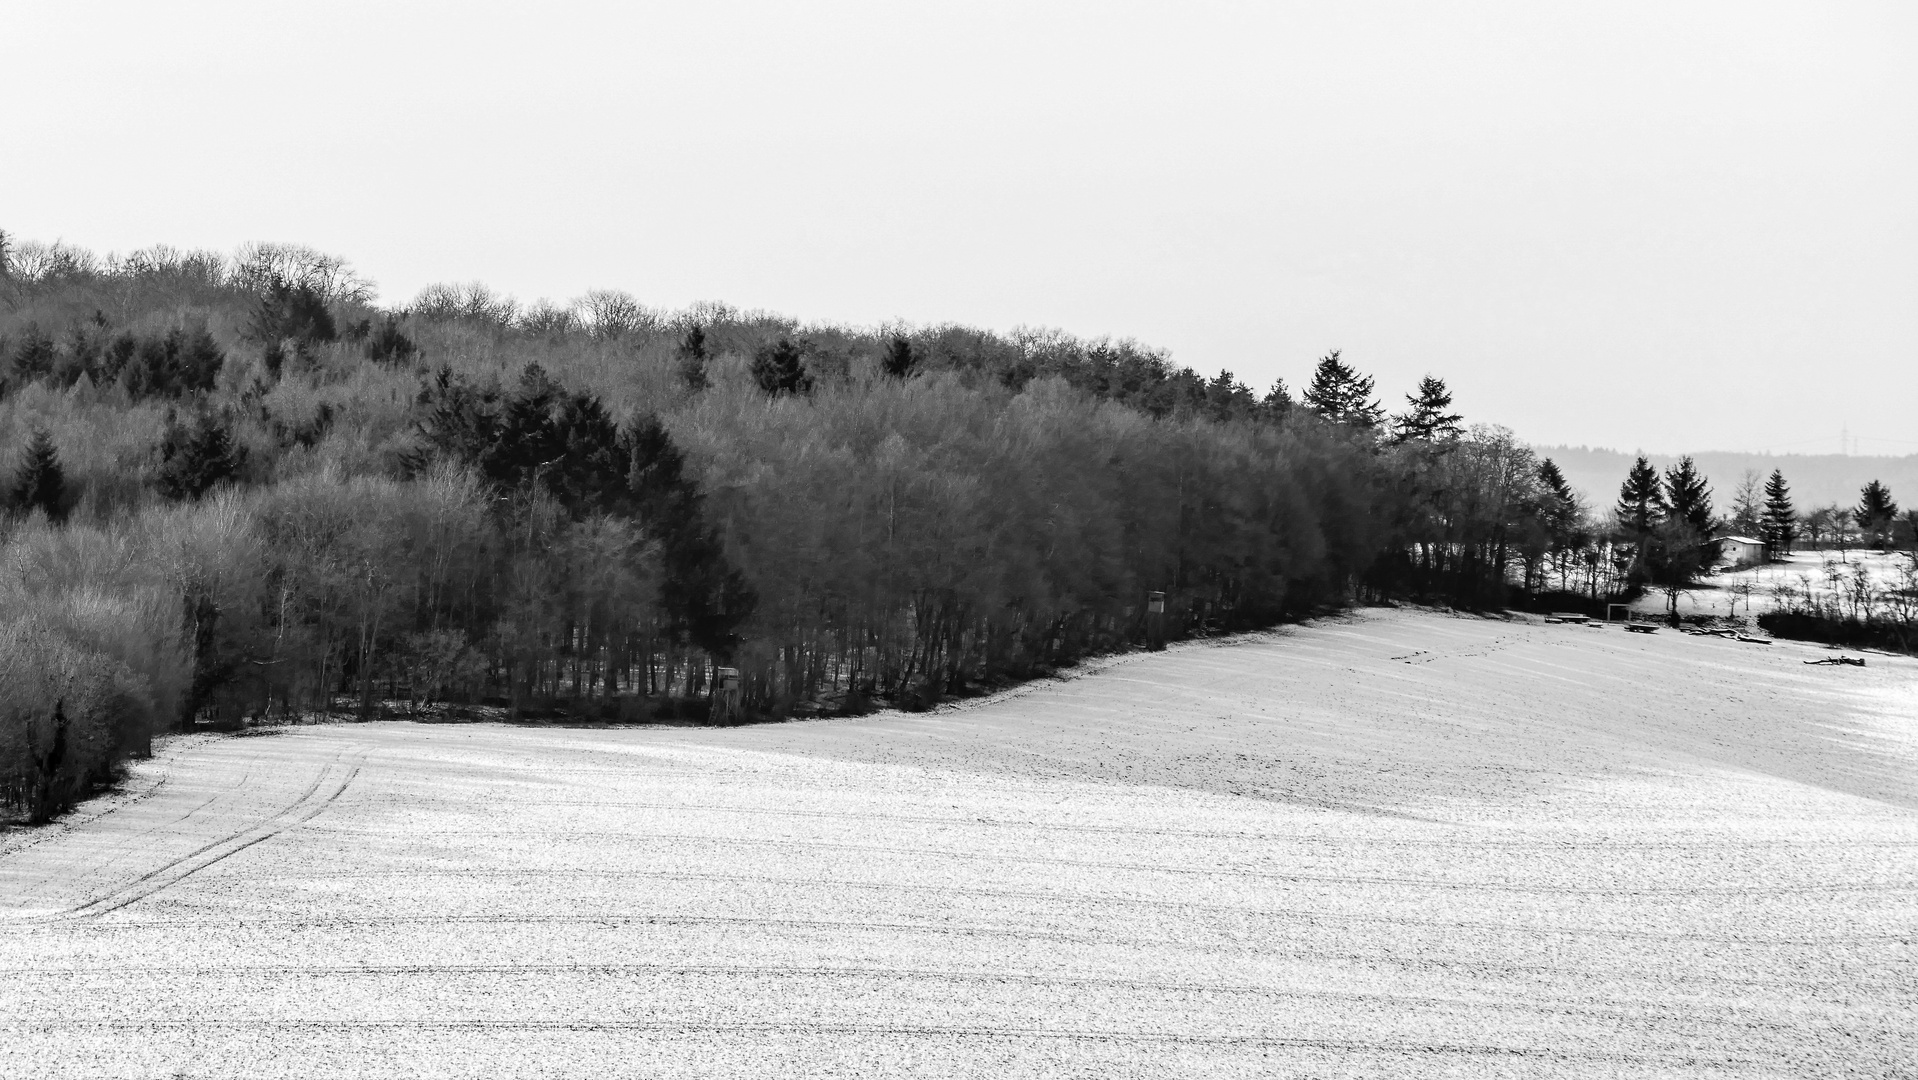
top-left (1534, 447), bottom-right (1918, 514)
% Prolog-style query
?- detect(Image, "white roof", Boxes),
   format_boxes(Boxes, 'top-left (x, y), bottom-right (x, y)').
top-left (1715, 535), bottom-right (1764, 545)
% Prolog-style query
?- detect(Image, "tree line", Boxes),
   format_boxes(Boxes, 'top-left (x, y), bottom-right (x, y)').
top-left (0, 230), bottom-right (1906, 821)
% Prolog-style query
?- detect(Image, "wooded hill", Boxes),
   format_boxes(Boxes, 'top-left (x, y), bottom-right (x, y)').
top-left (2, 235), bottom-right (1612, 821)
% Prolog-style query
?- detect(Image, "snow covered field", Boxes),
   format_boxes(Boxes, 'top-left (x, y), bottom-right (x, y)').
top-left (2, 608), bottom-right (1914, 1078)
top-left (1632, 548), bottom-right (1915, 621)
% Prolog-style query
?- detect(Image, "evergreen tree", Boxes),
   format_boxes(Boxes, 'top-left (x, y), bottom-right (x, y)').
top-left (882, 334), bottom-right (917, 379)
top-left (1300, 350), bottom-right (1383, 428)
top-left (1663, 457), bottom-right (1714, 530)
top-left (624, 414), bottom-right (757, 658)
top-left (362, 315), bottom-right (418, 365)
top-left (249, 274), bottom-right (337, 344)
top-left (8, 323), bottom-right (56, 382)
top-left (156, 411), bottom-right (246, 500)
top-left (1761, 469), bottom-right (1795, 555)
top-left (1661, 456), bottom-right (1715, 574)
top-left (1390, 375), bottom-right (1464, 443)
top-left (10, 428), bottom-right (66, 521)
top-left (751, 338), bottom-right (812, 396)
top-left (1535, 458), bottom-right (1581, 575)
top-left (677, 326), bottom-right (710, 391)
top-left (1260, 378), bottom-right (1292, 422)
top-left (1537, 459), bottom-right (1577, 532)
top-left (1614, 456), bottom-right (1663, 535)
top-left (1204, 369), bottom-right (1253, 421)
top-left (1855, 480), bottom-right (1899, 550)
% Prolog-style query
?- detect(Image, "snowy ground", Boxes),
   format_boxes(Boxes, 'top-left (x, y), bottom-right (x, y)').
top-left (1629, 548), bottom-right (1915, 621)
top-left (2, 608), bottom-right (1914, 1078)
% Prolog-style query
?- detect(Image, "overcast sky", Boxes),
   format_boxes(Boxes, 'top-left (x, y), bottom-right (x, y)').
top-left (6, 1), bottom-right (1913, 454)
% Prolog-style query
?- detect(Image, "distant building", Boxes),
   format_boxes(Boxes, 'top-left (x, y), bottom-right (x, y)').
top-left (1714, 535), bottom-right (1766, 568)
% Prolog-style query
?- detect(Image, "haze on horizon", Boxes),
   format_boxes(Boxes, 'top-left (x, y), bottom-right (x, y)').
top-left (5, 0), bottom-right (1912, 454)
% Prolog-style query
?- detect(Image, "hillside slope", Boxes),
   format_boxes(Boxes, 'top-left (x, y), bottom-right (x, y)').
top-left (2, 608), bottom-right (1913, 1078)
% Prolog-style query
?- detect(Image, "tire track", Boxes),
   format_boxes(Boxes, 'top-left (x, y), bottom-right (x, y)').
top-left (38, 743), bottom-right (369, 922)
top-left (370, 796), bottom-right (1918, 848)
top-left (0, 1017), bottom-right (1757, 1066)
top-left (0, 960), bottom-right (1848, 1026)
top-left (290, 826), bottom-right (1918, 897)
top-left (158, 866), bottom-right (1916, 945)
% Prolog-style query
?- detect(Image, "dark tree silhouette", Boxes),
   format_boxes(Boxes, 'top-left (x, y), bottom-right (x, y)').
top-left (1391, 375), bottom-right (1464, 443)
top-left (1260, 378), bottom-right (1292, 422)
top-left (1762, 469), bottom-right (1795, 555)
top-left (1204, 369), bottom-right (1254, 421)
top-left (10, 428), bottom-right (66, 521)
top-left (363, 315), bottom-right (418, 364)
top-left (751, 338), bottom-right (812, 396)
top-left (157, 411), bottom-right (246, 500)
top-left (249, 275), bottom-right (337, 345)
top-left (1662, 456), bottom-right (1715, 576)
top-left (677, 326), bottom-right (710, 391)
top-left (7, 323), bottom-right (55, 381)
top-left (121, 326), bottom-right (224, 399)
top-left (1855, 480), bottom-right (1899, 550)
top-left (1300, 350), bottom-right (1383, 428)
top-left (1614, 456), bottom-right (1663, 582)
top-left (1615, 456), bottom-right (1663, 535)
top-left (882, 334), bottom-right (917, 379)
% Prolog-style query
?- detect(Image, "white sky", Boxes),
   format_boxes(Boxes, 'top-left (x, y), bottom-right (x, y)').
top-left (5, 1), bottom-right (1913, 453)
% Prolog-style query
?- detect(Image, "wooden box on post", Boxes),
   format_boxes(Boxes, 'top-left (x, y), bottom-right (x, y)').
top-left (1146, 591), bottom-right (1167, 651)
top-left (713, 666), bottom-right (742, 725)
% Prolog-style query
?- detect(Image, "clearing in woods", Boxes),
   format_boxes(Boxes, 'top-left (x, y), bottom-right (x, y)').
top-left (1, 607), bottom-right (1914, 1078)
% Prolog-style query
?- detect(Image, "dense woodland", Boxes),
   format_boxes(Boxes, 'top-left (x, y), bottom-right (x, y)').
top-left (1, 233), bottom-right (1911, 820)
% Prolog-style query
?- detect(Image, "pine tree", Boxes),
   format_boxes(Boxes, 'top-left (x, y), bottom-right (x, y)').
top-left (1761, 469), bottom-right (1795, 555)
top-left (10, 428), bottom-right (66, 521)
top-left (1390, 375), bottom-right (1464, 443)
top-left (1855, 480), bottom-right (1899, 550)
top-left (677, 326), bottom-right (710, 391)
top-left (1614, 456), bottom-right (1663, 536)
top-left (8, 324), bottom-right (56, 382)
top-left (751, 338), bottom-right (812, 397)
top-left (1536, 458), bottom-right (1580, 553)
top-left (882, 334), bottom-right (917, 379)
top-left (1300, 350), bottom-right (1383, 428)
top-left (1260, 378), bottom-right (1292, 422)
top-left (156, 411), bottom-right (246, 500)
top-left (249, 275), bottom-right (337, 345)
top-left (1204, 369), bottom-right (1253, 421)
top-left (1662, 456), bottom-right (1715, 575)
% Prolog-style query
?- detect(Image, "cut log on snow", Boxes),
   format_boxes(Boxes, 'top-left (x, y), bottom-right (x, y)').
top-left (1804, 656), bottom-right (1866, 667)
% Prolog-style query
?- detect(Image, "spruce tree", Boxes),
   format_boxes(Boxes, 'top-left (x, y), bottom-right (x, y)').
top-left (10, 428), bottom-right (66, 521)
top-left (677, 326), bottom-right (710, 391)
top-left (1855, 480), bottom-right (1899, 550)
top-left (8, 324), bottom-right (56, 382)
top-left (751, 338), bottom-right (812, 397)
top-left (1300, 350), bottom-right (1383, 428)
top-left (1260, 378), bottom-right (1292, 422)
top-left (1662, 456), bottom-right (1716, 574)
top-left (1390, 375), bottom-right (1464, 443)
top-left (1536, 458), bottom-right (1580, 551)
top-left (156, 411), bottom-right (246, 500)
top-left (1761, 469), bottom-right (1795, 555)
top-left (882, 334), bottom-right (917, 379)
top-left (1614, 456), bottom-right (1663, 536)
